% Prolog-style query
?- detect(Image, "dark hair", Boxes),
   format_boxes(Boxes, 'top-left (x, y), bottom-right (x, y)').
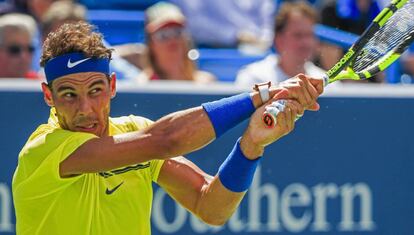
top-left (274, 1), bottom-right (318, 34)
top-left (40, 21), bottom-right (112, 67)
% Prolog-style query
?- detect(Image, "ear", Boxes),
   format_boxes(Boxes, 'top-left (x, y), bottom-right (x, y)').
top-left (41, 82), bottom-right (54, 107)
top-left (109, 72), bottom-right (117, 99)
top-left (274, 36), bottom-right (281, 52)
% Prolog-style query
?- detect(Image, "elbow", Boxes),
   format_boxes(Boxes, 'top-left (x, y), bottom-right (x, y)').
top-left (197, 212), bottom-right (230, 226)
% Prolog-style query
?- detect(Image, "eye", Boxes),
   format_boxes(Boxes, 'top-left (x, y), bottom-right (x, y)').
top-left (90, 88), bottom-right (102, 95)
top-left (63, 92), bottom-right (76, 98)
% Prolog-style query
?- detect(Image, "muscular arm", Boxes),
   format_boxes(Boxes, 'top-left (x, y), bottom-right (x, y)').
top-left (60, 75), bottom-right (323, 177)
top-left (157, 157), bottom-right (244, 226)
top-left (60, 91), bottom-right (267, 177)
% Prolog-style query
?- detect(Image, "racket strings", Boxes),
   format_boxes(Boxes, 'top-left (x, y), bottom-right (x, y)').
top-left (352, 0), bottom-right (414, 72)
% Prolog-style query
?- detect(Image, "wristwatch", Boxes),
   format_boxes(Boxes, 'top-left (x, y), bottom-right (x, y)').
top-left (253, 81), bottom-right (271, 104)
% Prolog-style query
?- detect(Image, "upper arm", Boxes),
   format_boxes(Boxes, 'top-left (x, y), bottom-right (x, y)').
top-left (156, 157), bottom-right (213, 214)
top-left (60, 107), bottom-right (215, 177)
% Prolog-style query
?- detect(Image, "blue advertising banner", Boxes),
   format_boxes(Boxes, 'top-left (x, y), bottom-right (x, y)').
top-left (1, 83), bottom-right (414, 234)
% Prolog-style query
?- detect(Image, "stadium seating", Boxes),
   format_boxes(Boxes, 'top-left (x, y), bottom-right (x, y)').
top-left (87, 9), bottom-right (404, 83)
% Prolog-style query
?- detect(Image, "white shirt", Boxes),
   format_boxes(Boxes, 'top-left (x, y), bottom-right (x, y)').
top-left (170, 0), bottom-right (275, 47)
top-left (235, 54), bottom-right (326, 87)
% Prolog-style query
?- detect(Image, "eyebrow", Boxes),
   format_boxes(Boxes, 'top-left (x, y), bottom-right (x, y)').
top-left (57, 86), bottom-right (75, 93)
top-left (88, 80), bottom-right (105, 88)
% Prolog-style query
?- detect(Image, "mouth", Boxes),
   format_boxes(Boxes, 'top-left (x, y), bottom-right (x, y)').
top-left (75, 123), bottom-right (98, 132)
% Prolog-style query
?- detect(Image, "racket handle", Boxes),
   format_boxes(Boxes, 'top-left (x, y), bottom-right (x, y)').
top-left (262, 100), bottom-right (286, 128)
top-left (263, 111), bottom-right (277, 128)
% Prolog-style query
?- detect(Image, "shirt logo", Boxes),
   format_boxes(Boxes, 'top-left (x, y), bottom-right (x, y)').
top-left (67, 58), bottom-right (91, 68)
top-left (105, 181), bottom-right (124, 195)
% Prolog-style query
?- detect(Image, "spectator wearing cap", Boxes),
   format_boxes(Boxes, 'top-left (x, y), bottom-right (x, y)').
top-left (136, 2), bottom-right (216, 83)
top-left (0, 13), bottom-right (38, 79)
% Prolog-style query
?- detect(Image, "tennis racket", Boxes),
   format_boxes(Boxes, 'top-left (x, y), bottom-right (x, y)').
top-left (263, 0), bottom-right (414, 128)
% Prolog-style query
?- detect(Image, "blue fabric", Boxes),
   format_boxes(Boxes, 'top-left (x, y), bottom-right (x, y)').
top-left (44, 52), bottom-right (110, 83)
top-left (336, 0), bottom-right (380, 22)
top-left (218, 138), bottom-right (261, 192)
top-left (202, 93), bottom-right (255, 138)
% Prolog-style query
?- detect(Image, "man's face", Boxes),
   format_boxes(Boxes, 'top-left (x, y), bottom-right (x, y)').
top-left (0, 28), bottom-right (34, 78)
top-left (275, 13), bottom-right (316, 63)
top-left (43, 72), bottom-right (116, 137)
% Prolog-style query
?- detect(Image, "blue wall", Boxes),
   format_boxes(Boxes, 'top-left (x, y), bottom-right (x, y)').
top-left (1, 87), bottom-right (414, 234)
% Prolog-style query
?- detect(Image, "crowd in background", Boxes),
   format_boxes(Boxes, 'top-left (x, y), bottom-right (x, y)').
top-left (0, 0), bottom-right (412, 85)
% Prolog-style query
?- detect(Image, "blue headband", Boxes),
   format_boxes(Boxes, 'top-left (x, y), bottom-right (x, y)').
top-left (44, 52), bottom-right (110, 83)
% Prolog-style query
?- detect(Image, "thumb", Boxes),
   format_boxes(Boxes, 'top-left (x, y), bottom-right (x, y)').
top-left (307, 102), bottom-right (320, 111)
top-left (271, 88), bottom-right (290, 100)
top-left (309, 78), bottom-right (324, 95)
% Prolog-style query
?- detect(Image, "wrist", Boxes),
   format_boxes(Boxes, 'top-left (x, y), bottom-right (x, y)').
top-left (202, 93), bottom-right (255, 138)
top-left (218, 137), bottom-right (262, 192)
top-left (240, 133), bottom-right (264, 159)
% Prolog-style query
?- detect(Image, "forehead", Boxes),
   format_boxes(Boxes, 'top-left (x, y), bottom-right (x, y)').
top-left (284, 14), bottom-right (314, 32)
top-left (3, 27), bottom-right (30, 43)
top-left (51, 72), bottom-right (108, 90)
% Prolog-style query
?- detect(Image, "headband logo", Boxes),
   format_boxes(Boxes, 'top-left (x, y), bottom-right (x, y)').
top-left (67, 58), bottom-right (91, 68)
top-left (45, 52), bottom-right (110, 83)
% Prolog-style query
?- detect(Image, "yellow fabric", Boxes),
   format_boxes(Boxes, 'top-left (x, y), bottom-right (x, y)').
top-left (12, 109), bottom-right (165, 235)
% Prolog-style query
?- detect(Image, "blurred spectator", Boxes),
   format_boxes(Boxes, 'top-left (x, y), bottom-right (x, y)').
top-left (236, 1), bottom-right (324, 87)
top-left (0, 0), bottom-right (71, 19)
top-left (0, 13), bottom-right (38, 79)
top-left (319, 0), bottom-right (384, 82)
top-left (136, 2), bottom-right (216, 83)
top-left (321, 0), bottom-right (381, 35)
top-left (401, 44), bottom-right (414, 83)
top-left (40, 0), bottom-right (86, 40)
top-left (39, 0), bottom-right (141, 82)
top-left (170, 0), bottom-right (275, 53)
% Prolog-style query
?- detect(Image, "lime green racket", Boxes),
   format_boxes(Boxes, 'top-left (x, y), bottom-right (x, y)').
top-left (263, 0), bottom-right (414, 128)
top-left (322, 0), bottom-right (414, 85)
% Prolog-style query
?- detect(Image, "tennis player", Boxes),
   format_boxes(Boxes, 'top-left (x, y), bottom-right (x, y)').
top-left (12, 22), bottom-right (323, 235)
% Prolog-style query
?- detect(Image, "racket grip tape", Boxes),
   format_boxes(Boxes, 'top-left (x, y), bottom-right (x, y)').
top-left (263, 111), bottom-right (277, 128)
top-left (262, 100), bottom-right (286, 128)
top-left (262, 100), bottom-right (302, 128)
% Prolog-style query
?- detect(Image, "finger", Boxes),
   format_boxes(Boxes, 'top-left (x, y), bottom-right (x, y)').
top-left (298, 74), bottom-right (319, 106)
top-left (307, 102), bottom-right (320, 111)
top-left (309, 77), bottom-right (325, 94)
top-left (300, 74), bottom-right (320, 101)
top-left (279, 83), bottom-right (308, 108)
top-left (287, 101), bottom-right (299, 129)
top-left (284, 105), bottom-right (293, 131)
top-left (271, 88), bottom-right (290, 100)
top-left (287, 99), bottom-right (304, 119)
top-left (276, 110), bottom-right (287, 133)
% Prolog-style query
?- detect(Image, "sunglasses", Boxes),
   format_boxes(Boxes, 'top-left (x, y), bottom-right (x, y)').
top-left (152, 27), bottom-right (186, 42)
top-left (4, 44), bottom-right (35, 56)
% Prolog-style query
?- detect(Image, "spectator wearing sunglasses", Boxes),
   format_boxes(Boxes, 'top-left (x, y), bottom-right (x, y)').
top-left (0, 13), bottom-right (38, 79)
top-left (136, 2), bottom-right (216, 83)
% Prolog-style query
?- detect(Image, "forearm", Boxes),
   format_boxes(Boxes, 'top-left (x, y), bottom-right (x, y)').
top-left (194, 176), bottom-right (245, 226)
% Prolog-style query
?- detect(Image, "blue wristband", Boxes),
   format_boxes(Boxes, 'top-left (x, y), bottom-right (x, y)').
top-left (218, 138), bottom-right (261, 192)
top-left (202, 93), bottom-right (255, 138)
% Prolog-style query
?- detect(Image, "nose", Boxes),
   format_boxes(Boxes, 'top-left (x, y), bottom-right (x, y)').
top-left (77, 96), bottom-right (93, 116)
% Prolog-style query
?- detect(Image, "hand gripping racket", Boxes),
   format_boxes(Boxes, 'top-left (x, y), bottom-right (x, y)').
top-left (263, 0), bottom-right (414, 128)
